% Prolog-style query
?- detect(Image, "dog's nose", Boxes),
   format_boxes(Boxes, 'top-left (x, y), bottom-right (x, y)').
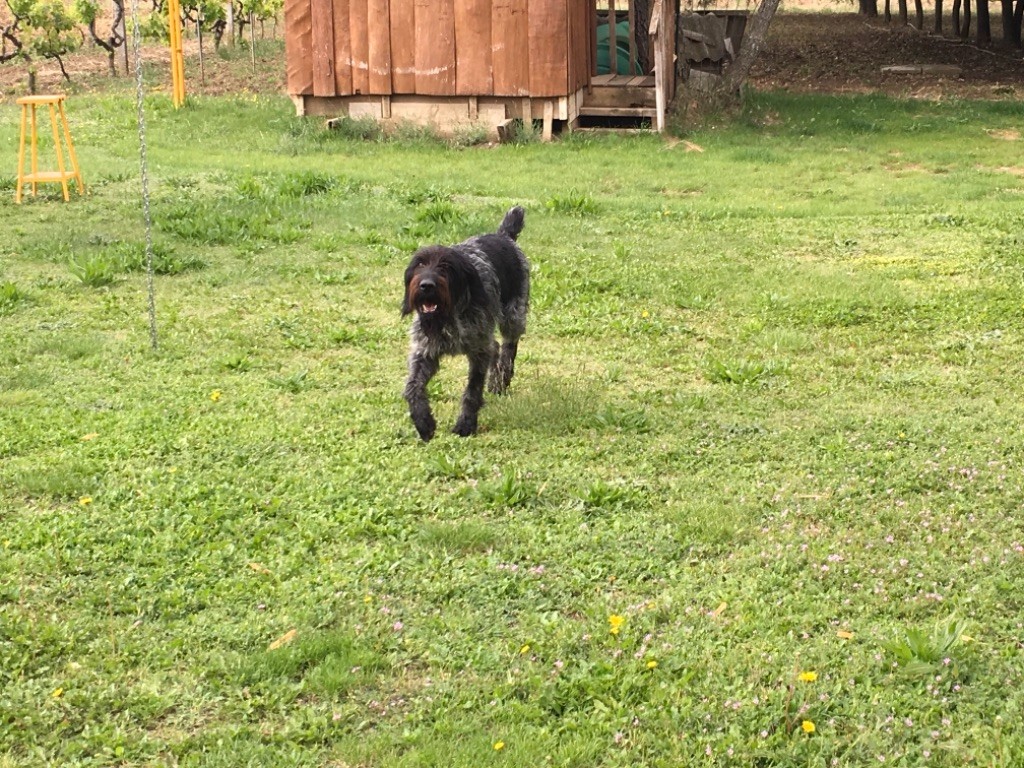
top-left (418, 278), bottom-right (436, 292)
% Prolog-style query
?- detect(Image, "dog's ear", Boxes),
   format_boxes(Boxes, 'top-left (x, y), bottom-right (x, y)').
top-left (445, 253), bottom-right (486, 310)
top-left (401, 261), bottom-right (416, 316)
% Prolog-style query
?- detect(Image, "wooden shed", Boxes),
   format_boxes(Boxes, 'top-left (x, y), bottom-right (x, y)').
top-left (284, 0), bottom-right (679, 138)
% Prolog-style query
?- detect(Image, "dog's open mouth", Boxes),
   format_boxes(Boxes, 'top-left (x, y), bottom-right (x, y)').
top-left (419, 303), bottom-right (438, 315)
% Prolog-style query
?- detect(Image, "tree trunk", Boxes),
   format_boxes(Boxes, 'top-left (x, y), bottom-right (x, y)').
top-left (860, 0), bottom-right (879, 16)
top-left (935, 0), bottom-right (944, 32)
top-left (914, 0), bottom-right (924, 26)
top-left (976, 0), bottom-right (991, 43)
top-left (884, 0), bottom-right (892, 22)
top-left (1001, 0), bottom-right (1018, 45)
top-left (632, 0), bottom-right (652, 74)
top-left (898, 0), bottom-right (909, 24)
top-left (721, 0), bottom-right (783, 93)
top-left (1014, 0), bottom-right (1024, 47)
top-left (953, 0), bottom-right (962, 34)
top-left (961, 0), bottom-right (972, 40)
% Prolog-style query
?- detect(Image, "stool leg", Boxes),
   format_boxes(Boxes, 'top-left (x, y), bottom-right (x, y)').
top-left (16, 105), bottom-right (27, 204)
top-left (30, 105), bottom-right (38, 197)
top-left (57, 101), bottom-right (85, 195)
top-left (49, 103), bottom-right (70, 202)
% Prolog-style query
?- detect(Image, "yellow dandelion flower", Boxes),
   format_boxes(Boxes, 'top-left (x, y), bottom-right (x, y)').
top-left (608, 614), bottom-right (625, 636)
top-left (493, 741), bottom-right (505, 751)
top-left (520, 644), bottom-right (531, 655)
top-left (78, 496), bottom-right (92, 506)
top-left (52, 687), bottom-right (64, 699)
top-left (364, 595), bottom-right (372, 603)
top-left (210, 390), bottom-right (222, 402)
top-left (646, 660), bottom-right (658, 670)
top-left (798, 671), bottom-right (818, 682)
top-left (641, 310), bottom-right (650, 319)
top-left (801, 720), bottom-right (816, 734)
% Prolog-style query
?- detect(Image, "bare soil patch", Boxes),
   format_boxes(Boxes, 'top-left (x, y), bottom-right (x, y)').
top-left (751, 12), bottom-right (1024, 99)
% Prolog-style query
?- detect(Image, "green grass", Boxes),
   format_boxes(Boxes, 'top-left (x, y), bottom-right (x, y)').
top-left (3, 88), bottom-right (1024, 766)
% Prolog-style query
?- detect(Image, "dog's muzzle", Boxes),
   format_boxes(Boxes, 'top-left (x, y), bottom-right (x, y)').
top-left (415, 278), bottom-right (439, 316)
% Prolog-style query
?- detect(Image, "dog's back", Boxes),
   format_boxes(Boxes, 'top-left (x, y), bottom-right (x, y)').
top-left (468, 207), bottom-right (529, 307)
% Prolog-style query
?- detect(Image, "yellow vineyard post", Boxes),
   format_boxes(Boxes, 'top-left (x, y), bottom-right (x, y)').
top-left (167, 0), bottom-right (186, 107)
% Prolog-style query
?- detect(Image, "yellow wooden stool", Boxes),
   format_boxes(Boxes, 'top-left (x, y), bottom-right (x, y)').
top-left (15, 94), bottom-right (85, 203)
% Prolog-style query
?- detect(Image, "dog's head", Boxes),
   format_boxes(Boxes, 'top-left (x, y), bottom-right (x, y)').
top-left (402, 246), bottom-right (484, 329)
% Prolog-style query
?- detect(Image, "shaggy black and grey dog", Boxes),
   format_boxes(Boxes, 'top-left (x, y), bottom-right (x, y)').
top-left (401, 207), bottom-right (529, 441)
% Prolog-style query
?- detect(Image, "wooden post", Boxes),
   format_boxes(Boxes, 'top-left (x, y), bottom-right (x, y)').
top-left (609, 0), bottom-right (617, 74)
top-left (627, 0), bottom-right (636, 75)
top-left (650, 0), bottom-right (664, 132)
top-left (542, 99), bottom-right (553, 141)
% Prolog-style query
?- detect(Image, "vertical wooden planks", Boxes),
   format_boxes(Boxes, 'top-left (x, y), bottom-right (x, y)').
top-left (333, 0), bottom-right (352, 94)
top-left (285, 0), bottom-right (314, 95)
top-left (350, 0), bottom-right (369, 93)
top-left (389, 0), bottom-right (416, 92)
top-left (569, 0), bottom-right (590, 91)
top-left (415, 0), bottom-right (456, 94)
top-left (311, 0), bottom-right (336, 95)
top-left (367, 0), bottom-right (392, 92)
top-left (492, 0), bottom-right (529, 96)
top-left (455, 0), bottom-right (493, 94)
top-left (528, 0), bottom-right (568, 96)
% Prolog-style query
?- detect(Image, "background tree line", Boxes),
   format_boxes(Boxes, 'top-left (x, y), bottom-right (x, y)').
top-left (858, 0), bottom-right (1024, 49)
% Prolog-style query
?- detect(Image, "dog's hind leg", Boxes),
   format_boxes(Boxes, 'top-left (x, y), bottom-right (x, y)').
top-left (405, 351), bottom-right (440, 441)
top-left (489, 296), bottom-right (527, 395)
top-left (454, 348), bottom-right (493, 436)
top-left (488, 338), bottom-right (518, 395)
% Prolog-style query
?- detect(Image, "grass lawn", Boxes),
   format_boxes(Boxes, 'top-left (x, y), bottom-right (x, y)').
top-left (2, 88), bottom-right (1024, 766)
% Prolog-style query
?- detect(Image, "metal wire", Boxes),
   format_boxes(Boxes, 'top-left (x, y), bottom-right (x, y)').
top-left (130, 0), bottom-right (159, 351)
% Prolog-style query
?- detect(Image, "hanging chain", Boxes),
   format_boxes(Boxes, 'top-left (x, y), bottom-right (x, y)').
top-left (130, 0), bottom-right (159, 351)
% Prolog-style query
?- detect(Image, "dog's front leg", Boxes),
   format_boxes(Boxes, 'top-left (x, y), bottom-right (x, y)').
top-left (405, 351), bottom-right (440, 441)
top-left (453, 349), bottom-right (492, 437)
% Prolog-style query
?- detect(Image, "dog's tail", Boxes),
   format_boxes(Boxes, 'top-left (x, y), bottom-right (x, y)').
top-left (498, 206), bottom-right (526, 241)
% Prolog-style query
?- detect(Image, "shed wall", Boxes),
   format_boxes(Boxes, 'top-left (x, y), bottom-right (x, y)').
top-left (285, 0), bottom-right (590, 98)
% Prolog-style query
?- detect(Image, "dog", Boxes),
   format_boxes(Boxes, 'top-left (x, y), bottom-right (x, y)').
top-left (402, 206), bottom-right (529, 441)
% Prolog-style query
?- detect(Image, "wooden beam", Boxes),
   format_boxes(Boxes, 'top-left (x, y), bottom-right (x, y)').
top-left (627, 0), bottom-right (636, 75)
top-left (651, 0), bottom-right (665, 132)
top-left (542, 99), bottom-right (554, 141)
top-left (609, 0), bottom-right (617, 75)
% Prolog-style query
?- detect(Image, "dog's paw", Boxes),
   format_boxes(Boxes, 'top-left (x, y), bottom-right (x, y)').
top-left (452, 416), bottom-right (477, 437)
top-left (414, 414), bottom-right (437, 442)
